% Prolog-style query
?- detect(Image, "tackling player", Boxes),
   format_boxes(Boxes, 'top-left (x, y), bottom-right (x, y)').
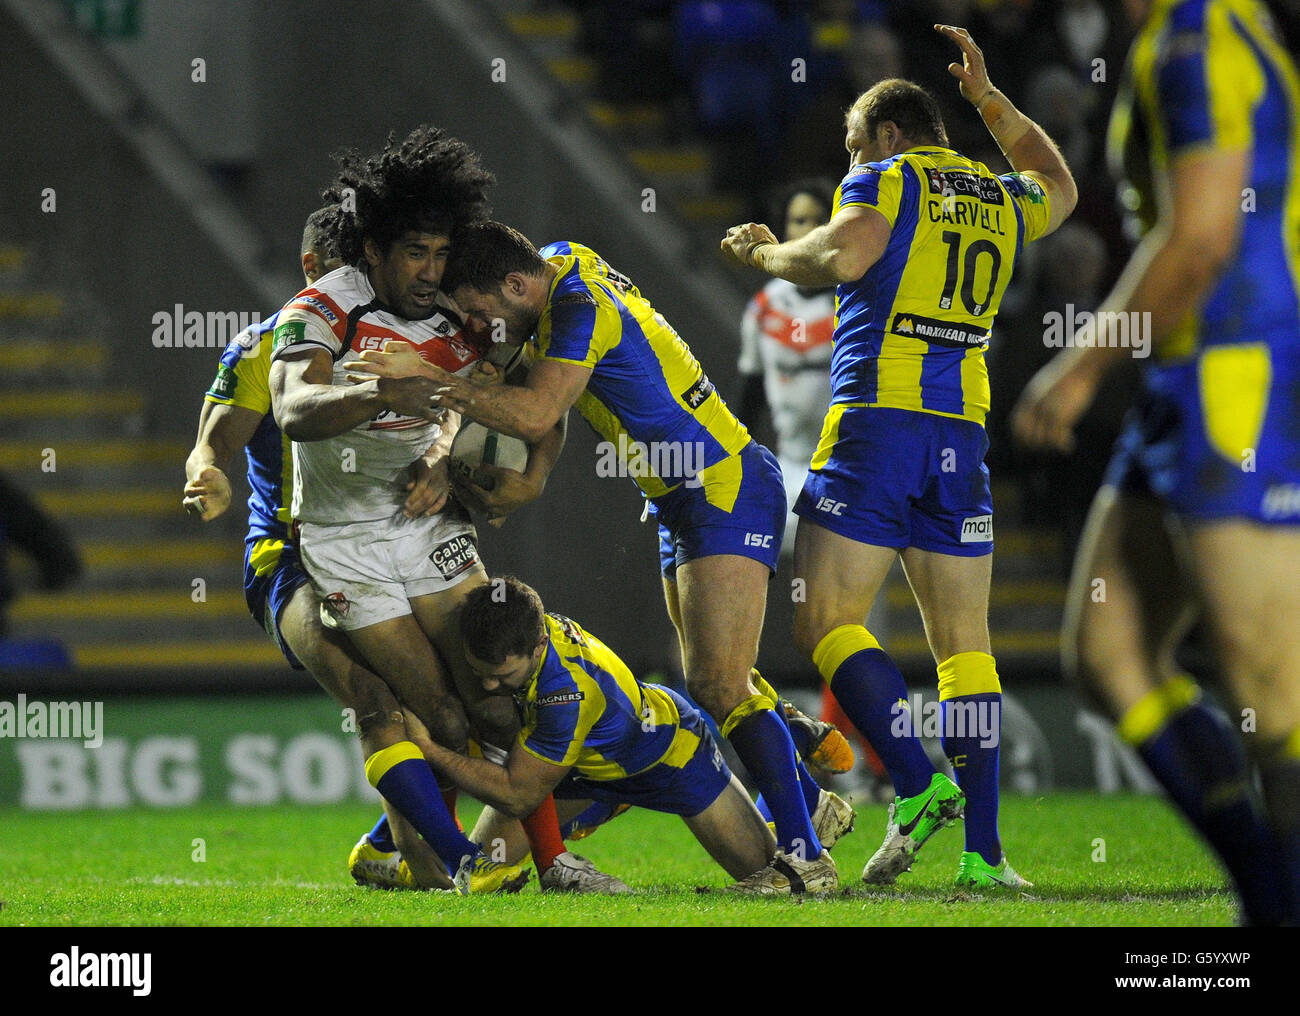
top-left (416, 576), bottom-right (789, 887)
top-left (1013, 0), bottom-right (1300, 924)
top-left (722, 24), bottom-right (1076, 888)
top-left (351, 228), bottom-right (855, 895)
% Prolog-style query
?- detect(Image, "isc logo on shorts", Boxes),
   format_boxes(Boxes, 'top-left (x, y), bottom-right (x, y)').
top-left (744, 532), bottom-right (774, 548)
top-left (816, 497), bottom-right (847, 516)
top-left (429, 534), bottom-right (478, 579)
top-left (960, 514), bottom-right (993, 542)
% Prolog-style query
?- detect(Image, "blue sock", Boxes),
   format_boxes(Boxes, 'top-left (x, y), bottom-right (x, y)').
top-left (941, 693), bottom-right (1001, 866)
top-left (728, 709), bottom-right (822, 858)
top-left (369, 752), bottom-right (478, 872)
top-left (1143, 705), bottom-right (1289, 924)
top-left (768, 698), bottom-right (824, 814)
top-left (368, 812), bottom-right (395, 853)
top-left (829, 649), bottom-right (934, 798)
top-left (756, 763), bottom-right (824, 822)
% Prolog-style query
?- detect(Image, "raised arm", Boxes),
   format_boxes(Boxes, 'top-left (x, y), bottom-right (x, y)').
top-left (936, 23), bottom-right (1077, 237)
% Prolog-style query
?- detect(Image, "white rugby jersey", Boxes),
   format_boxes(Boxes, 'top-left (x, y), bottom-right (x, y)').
top-left (738, 278), bottom-right (835, 466)
top-left (271, 265), bottom-right (488, 524)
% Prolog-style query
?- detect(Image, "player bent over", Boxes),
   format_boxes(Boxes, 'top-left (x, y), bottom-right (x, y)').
top-left (416, 576), bottom-right (784, 888)
top-left (723, 25), bottom-right (1076, 888)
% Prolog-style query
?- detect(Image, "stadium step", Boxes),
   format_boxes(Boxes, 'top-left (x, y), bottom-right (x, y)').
top-left (10, 587), bottom-right (252, 645)
top-left (8, 538), bottom-right (240, 590)
top-left (0, 338), bottom-right (109, 381)
top-left (0, 390), bottom-right (145, 419)
top-left (0, 438), bottom-right (194, 489)
top-left (586, 101), bottom-right (669, 135)
top-left (69, 638), bottom-right (286, 671)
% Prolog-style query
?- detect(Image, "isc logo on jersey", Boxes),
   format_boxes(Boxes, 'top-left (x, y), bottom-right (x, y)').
top-left (960, 515), bottom-right (993, 542)
top-left (356, 333), bottom-right (477, 365)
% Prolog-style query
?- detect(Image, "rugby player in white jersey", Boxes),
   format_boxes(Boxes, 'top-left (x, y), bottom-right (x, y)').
top-left (186, 203), bottom-right (536, 892)
top-left (269, 128), bottom-right (624, 893)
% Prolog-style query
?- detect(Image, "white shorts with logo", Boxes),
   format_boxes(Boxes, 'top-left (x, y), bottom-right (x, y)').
top-left (297, 504), bottom-right (482, 632)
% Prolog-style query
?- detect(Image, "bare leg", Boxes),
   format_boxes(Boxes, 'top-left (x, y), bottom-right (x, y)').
top-left (1062, 488), bottom-right (1196, 717)
top-left (683, 774), bottom-right (778, 880)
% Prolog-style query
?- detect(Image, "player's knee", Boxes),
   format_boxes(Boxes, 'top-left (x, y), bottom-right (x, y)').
top-left (1210, 612), bottom-right (1273, 679)
top-left (685, 672), bottom-right (743, 723)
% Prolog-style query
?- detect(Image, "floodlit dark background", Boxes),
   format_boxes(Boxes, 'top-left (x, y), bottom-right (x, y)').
top-left (4, 0), bottom-right (1297, 801)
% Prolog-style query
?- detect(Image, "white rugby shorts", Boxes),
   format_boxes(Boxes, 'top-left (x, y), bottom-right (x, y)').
top-left (298, 505), bottom-right (482, 631)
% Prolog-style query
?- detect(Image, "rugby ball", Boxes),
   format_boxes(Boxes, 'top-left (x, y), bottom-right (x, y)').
top-left (449, 421), bottom-right (529, 489)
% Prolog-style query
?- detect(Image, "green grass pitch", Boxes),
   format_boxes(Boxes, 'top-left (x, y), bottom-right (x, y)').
top-left (0, 792), bottom-right (1238, 926)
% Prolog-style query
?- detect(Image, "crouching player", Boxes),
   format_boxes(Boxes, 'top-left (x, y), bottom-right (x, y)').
top-left (415, 577), bottom-right (807, 891)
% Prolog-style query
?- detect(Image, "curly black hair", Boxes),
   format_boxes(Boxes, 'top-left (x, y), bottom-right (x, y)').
top-left (300, 203), bottom-right (344, 259)
top-left (323, 125), bottom-right (495, 265)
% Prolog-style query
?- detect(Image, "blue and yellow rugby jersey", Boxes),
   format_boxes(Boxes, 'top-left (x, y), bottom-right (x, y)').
top-left (515, 613), bottom-right (699, 780)
top-left (1108, 0), bottom-right (1300, 361)
top-left (203, 311), bottom-right (293, 570)
top-left (531, 241), bottom-right (751, 499)
top-left (830, 148), bottom-right (1052, 424)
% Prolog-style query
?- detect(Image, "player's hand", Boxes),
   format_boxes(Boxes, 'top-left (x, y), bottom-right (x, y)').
top-left (182, 466), bottom-right (232, 521)
top-left (469, 361), bottom-right (503, 387)
top-left (721, 223), bottom-right (780, 268)
top-left (451, 462), bottom-right (539, 528)
top-left (422, 363), bottom-right (478, 414)
top-left (373, 375), bottom-right (446, 423)
top-left (1011, 355), bottom-right (1101, 454)
top-left (404, 455), bottom-right (450, 519)
top-left (935, 24), bottom-right (994, 105)
top-left (342, 339), bottom-right (428, 382)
